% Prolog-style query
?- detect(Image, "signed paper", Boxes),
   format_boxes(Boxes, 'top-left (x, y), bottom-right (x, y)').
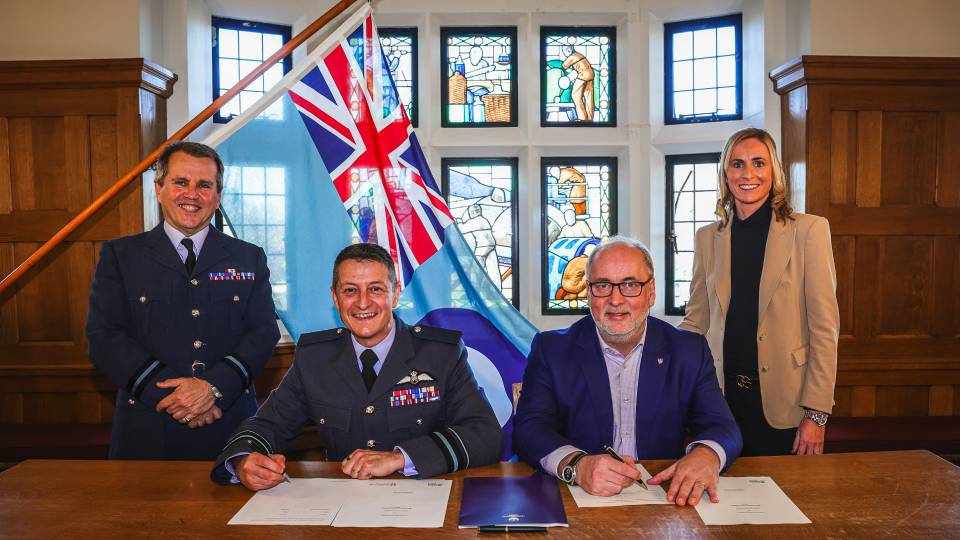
top-left (695, 477), bottom-right (811, 525)
top-left (228, 478), bottom-right (346, 525)
top-left (228, 478), bottom-right (452, 528)
top-left (567, 464), bottom-right (670, 507)
top-left (331, 479), bottom-right (452, 528)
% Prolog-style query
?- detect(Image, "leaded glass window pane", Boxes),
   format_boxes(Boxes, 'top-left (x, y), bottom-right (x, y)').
top-left (213, 17), bottom-right (292, 123)
top-left (541, 27), bottom-right (616, 126)
top-left (221, 165), bottom-right (289, 311)
top-left (664, 14), bottom-right (741, 124)
top-left (441, 28), bottom-right (518, 127)
top-left (665, 154), bottom-right (720, 315)
top-left (380, 27), bottom-right (418, 127)
top-left (542, 157), bottom-right (617, 314)
top-left (441, 158), bottom-right (519, 307)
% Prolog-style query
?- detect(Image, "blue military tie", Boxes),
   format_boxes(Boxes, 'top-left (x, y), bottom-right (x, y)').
top-left (360, 349), bottom-right (378, 392)
top-left (181, 237), bottom-right (196, 275)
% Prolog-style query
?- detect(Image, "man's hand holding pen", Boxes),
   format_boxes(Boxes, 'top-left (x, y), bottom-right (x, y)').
top-left (559, 451), bottom-right (642, 497)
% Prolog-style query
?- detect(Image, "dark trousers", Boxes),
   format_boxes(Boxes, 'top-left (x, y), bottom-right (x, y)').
top-left (724, 375), bottom-right (797, 456)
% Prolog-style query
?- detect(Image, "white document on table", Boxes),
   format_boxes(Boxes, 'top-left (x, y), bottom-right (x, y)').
top-left (331, 479), bottom-right (452, 528)
top-left (567, 464), bottom-right (670, 507)
top-left (228, 478), bottom-right (347, 525)
top-left (228, 478), bottom-right (452, 528)
top-left (695, 476), bottom-right (811, 525)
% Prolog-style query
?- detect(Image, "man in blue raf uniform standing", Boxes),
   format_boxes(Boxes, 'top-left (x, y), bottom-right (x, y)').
top-left (211, 243), bottom-right (502, 488)
top-left (86, 141), bottom-right (280, 460)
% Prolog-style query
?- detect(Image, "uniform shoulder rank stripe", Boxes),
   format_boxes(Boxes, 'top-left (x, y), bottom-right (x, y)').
top-left (298, 327), bottom-right (348, 346)
top-left (209, 268), bottom-right (255, 281)
top-left (389, 385), bottom-right (440, 407)
top-left (410, 324), bottom-right (462, 344)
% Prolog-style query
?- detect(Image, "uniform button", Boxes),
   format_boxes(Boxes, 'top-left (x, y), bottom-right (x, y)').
top-left (416, 418), bottom-right (423, 425)
top-left (128, 398), bottom-right (135, 405)
top-left (337, 328), bottom-right (344, 334)
top-left (194, 340), bottom-right (203, 349)
top-left (233, 295), bottom-right (240, 302)
top-left (365, 405), bottom-right (375, 414)
top-left (191, 308), bottom-right (200, 318)
top-left (366, 439), bottom-right (376, 448)
top-left (414, 326), bottom-right (422, 333)
top-left (139, 296), bottom-right (147, 304)
top-left (319, 418), bottom-right (326, 425)
top-left (244, 389), bottom-right (250, 394)
top-left (190, 279), bottom-right (199, 286)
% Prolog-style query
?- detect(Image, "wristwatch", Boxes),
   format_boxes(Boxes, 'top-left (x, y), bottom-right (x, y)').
top-left (803, 408), bottom-right (829, 427)
top-left (560, 452), bottom-right (587, 486)
top-left (209, 384), bottom-right (223, 401)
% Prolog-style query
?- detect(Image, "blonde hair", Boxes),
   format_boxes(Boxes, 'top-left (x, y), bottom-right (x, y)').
top-left (716, 128), bottom-right (793, 229)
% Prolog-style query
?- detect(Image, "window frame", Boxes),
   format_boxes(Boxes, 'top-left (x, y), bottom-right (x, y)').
top-left (539, 26), bottom-right (617, 128)
top-left (664, 152), bottom-right (721, 316)
top-left (379, 26), bottom-right (419, 128)
top-left (440, 157), bottom-right (520, 308)
top-left (663, 13), bottom-right (742, 126)
top-left (541, 156), bottom-right (618, 316)
top-left (440, 26), bottom-right (519, 128)
top-left (211, 16), bottom-right (293, 124)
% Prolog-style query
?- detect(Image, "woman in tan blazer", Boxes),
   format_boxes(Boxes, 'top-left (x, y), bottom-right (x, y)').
top-left (680, 128), bottom-right (839, 456)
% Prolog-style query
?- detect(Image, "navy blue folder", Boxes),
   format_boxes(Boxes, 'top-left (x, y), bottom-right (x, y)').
top-left (458, 474), bottom-right (569, 528)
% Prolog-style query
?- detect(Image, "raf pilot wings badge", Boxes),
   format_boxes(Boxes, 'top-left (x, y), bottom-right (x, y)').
top-left (396, 370), bottom-right (435, 385)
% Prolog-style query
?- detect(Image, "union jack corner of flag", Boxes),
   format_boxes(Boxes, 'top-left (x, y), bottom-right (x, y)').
top-left (287, 14), bottom-right (453, 286)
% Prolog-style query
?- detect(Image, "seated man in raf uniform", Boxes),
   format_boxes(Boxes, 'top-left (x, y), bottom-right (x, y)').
top-left (212, 243), bottom-right (502, 488)
top-left (86, 141), bottom-right (280, 460)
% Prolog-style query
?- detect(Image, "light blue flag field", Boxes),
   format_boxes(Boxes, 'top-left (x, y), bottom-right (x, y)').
top-left (204, 4), bottom-right (537, 458)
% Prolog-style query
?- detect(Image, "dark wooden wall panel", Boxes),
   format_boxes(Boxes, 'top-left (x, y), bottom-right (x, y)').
top-left (0, 59), bottom-right (175, 426)
top-left (880, 112), bottom-right (938, 206)
top-left (771, 56), bottom-right (960, 419)
top-left (833, 235), bottom-right (855, 337)
top-left (940, 112), bottom-right (960, 207)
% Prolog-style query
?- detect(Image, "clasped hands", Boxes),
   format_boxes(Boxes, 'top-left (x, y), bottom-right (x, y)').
top-left (236, 449), bottom-right (404, 491)
top-left (155, 377), bottom-right (221, 428)
top-left (566, 445), bottom-right (721, 506)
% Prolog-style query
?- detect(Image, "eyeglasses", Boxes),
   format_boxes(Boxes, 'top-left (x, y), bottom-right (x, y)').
top-left (588, 278), bottom-right (653, 298)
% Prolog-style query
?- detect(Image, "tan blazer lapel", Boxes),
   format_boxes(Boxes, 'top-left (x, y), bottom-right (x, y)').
top-left (714, 223), bottom-right (732, 318)
top-left (758, 218), bottom-right (796, 324)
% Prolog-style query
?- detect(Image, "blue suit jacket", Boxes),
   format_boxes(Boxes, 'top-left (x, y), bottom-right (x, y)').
top-left (86, 224), bottom-right (280, 460)
top-left (513, 316), bottom-right (741, 470)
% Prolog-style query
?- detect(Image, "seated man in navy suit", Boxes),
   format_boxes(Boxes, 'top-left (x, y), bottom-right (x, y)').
top-left (514, 236), bottom-right (741, 506)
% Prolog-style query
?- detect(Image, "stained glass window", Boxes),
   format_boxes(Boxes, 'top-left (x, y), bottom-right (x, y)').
top-left (541, 27), bottom-right (616, 126)
top-left (441, 158), bottom-right (519, 307)
top-left (220, 165), bottom-right (288, 310)
top-left (380, 27), bottom-right (418, 127)
top-left (542, 157), bottom-right (617, 314)
top-left (441, 27), bottom-right (518, 127)
top-left (665, 154), bottom-right (720, 315)
top-left (664, 14), bottom-right (741, 124)
top-left (212, 17), bottom-right (291, 123)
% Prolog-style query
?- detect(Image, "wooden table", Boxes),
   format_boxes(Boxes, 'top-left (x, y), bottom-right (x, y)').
top-left (1, 450), bottom-right (957, 538)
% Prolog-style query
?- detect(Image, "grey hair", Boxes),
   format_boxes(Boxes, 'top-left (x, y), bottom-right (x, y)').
top-left (584, 235), bottom-right (655, 281)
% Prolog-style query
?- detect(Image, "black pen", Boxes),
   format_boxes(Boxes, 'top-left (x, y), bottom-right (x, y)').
top-left (603, 445), bottom-right (648, 490)
top-left (478, 525), bottom-right (548, 533)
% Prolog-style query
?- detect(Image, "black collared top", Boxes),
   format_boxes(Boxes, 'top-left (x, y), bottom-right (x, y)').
top-left (723, 196), bottom-right (773, 377)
